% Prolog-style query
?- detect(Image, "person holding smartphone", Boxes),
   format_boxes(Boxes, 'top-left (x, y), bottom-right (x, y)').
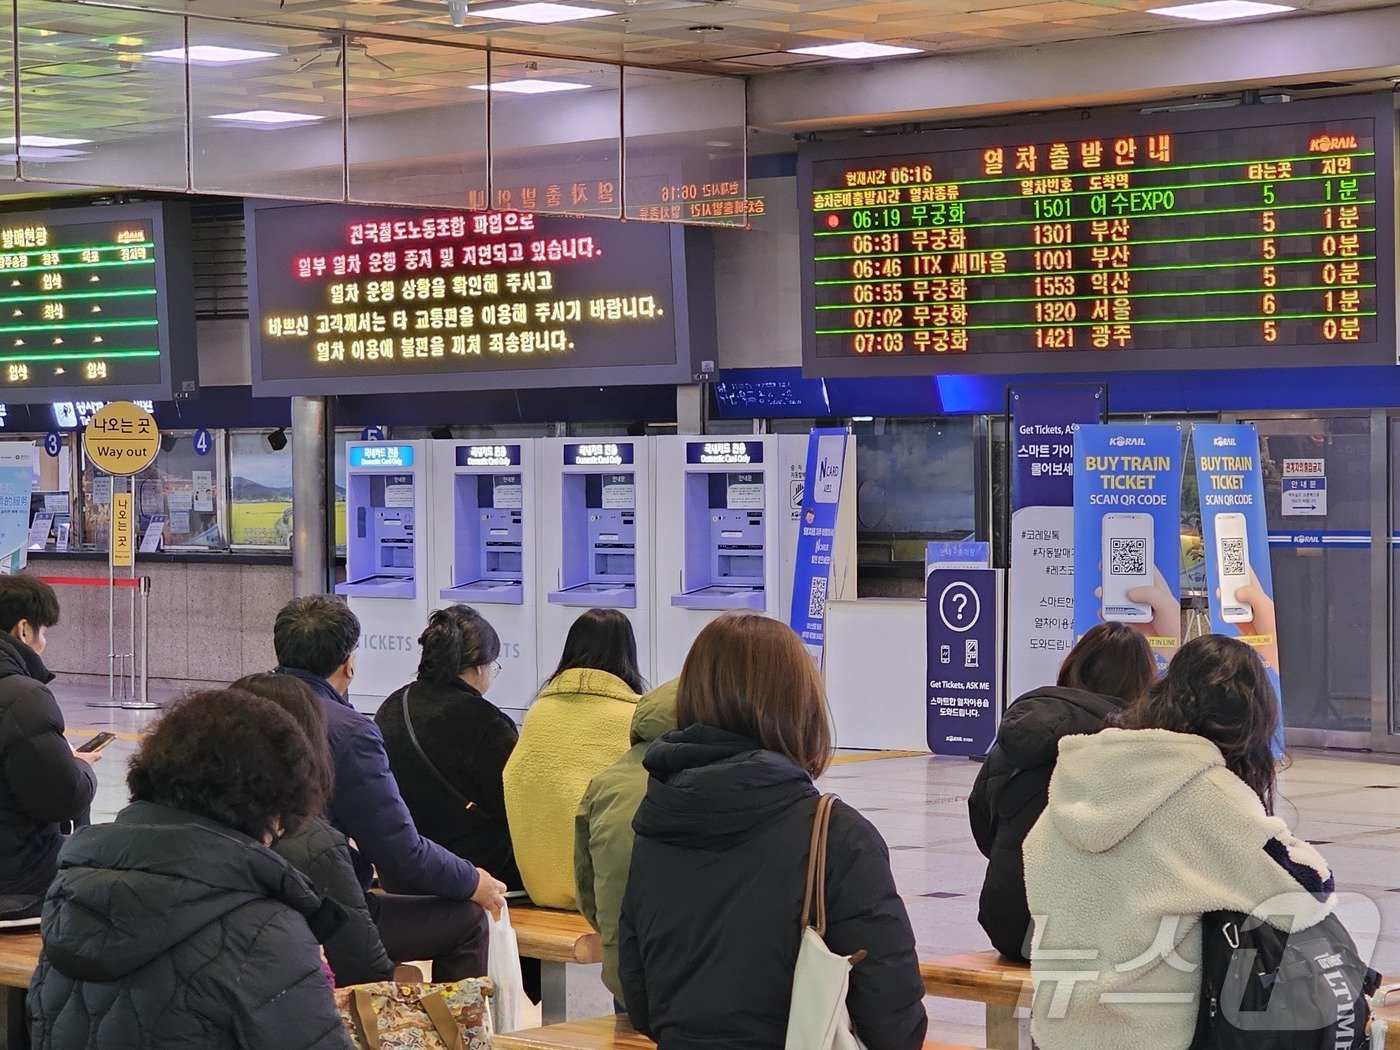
top-left (0, 576), bottom-right (97, 922)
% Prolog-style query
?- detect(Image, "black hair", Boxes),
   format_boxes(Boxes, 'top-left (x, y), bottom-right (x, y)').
top-left (0, 576), bottom-right (59, 633)
top-left (549, 608), bottom-right (646, 694)
top-left (417, 604), bottom-right (501, 686)
top-left (230, 673), bottom-right (334, 804)
top-left (128, 689), bottom-right (323, 841)
top-left (1120, 634), bottom-right (1280, 814)
top-left (273, 595), bottom-right (360, 678)
top-left (1057, 621), bottom-right (1157, 706)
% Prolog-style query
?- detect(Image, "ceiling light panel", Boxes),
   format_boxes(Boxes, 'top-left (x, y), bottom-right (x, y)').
top-left (787, 42), bottom-right (924, 59)
top-left (146, 45), bottom-right (279, 65)
top-left (208, 109), bottom-right (327, 125)
top-left (470, 3), bottom-right (611, 24)
top-left (1146, 0), bottom-right (1293, 19)
top-left (471, 79), bottom-right (591, 94)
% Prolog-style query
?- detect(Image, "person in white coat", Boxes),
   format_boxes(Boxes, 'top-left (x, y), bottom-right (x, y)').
top-left (1023, 634), bottom-right (1335, 1050)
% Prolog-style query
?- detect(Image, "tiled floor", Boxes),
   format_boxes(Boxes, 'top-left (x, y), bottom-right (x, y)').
top-left (55, 674), bottom-right (1400, 1049)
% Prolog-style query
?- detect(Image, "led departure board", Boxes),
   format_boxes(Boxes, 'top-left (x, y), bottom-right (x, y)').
top-left (0, 203), bottom-right (196, 401)
top-left (799, 95), bottom-right (1396, 376)
top-left (248, 202), bottom-right (709, 396)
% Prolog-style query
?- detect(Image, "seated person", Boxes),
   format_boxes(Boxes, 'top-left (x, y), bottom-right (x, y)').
top-left (574, 678), bottom-right (678, 1007)
top-left (968, 621), bottom-right (1155, 960)
top-left (1025, 635), bottom-right (1335, 1050)
top-left (619, 612), bottom-right (927, 1049)
top-left (504, 608), bottom-right (643, 909)
top-left (27, 689), bottom-right (353, 1050)
top-left (274, 595), bottom-right (506, 980)
top-left (234, 673), bottom-right (394, 987)
top-left (0, 576), bottom-right (96, 921)
top-left (376, 605), bottom-right (521, 889)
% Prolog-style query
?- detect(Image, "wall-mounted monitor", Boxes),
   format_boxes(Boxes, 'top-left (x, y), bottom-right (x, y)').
top-left (800, 94), bottom-right (1396, 376)
top-left (0, 202), bottom-right (197, 401)
top-left (248, 201), bottom-right (712, 396)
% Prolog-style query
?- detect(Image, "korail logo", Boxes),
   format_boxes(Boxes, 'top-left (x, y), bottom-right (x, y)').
top-left (1213, 436), bottom-right (1238, 447)
top-left (1108, 436), bottom-right (1147, 448)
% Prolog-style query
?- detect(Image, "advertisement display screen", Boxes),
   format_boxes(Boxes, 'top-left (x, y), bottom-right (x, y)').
top-left (800, 95), bottom-right (1396, 375)
top-left (249, 202), bottom-right (704, 395)
top-left (0, 203), bottom-right (196, 401)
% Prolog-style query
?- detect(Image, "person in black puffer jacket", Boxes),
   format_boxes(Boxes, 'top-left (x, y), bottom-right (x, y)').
top-left (967, 621), bottom-right (1155, 961)
top-left (27, 689), bottom-right (353, 1050)
top-left (620, 612), bottom-right (927, 1050)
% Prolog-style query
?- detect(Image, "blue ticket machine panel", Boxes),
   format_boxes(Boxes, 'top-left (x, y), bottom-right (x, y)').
top-left (673, 465), bottom-right (767, 612)
top-left (550, 461), bottom-right (638, 609)
top-left (443, 445), bottom-right (527, 605)
top-left (338, 444), bottom-right (419, 599)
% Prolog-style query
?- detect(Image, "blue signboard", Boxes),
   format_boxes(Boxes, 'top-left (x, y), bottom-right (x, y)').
top-left (361, 426), bottom-right (385, 442)
top-left (349, 444), bottom-right (414, 469)
top-left (42, 433), bottom-right (61, 458)
top-left (1072, 423), bottom-right (1183, 672)
top-left (456, 444), bottom-right (522, 468)
top-left (1011, 386), bottom-right (1104, 511)
top-left (192, 428), bottom-right (213, 456)
top-left (686, 440), bottom-right (764, 465)
top-left (926, 567), bottom-right (1001, 756)
top-left (563, 442), bottom-right (634, 467)
top-left (789, 428), bottom-right (848, 665)
top-left (1193, 424), bottom-right (1284, 755)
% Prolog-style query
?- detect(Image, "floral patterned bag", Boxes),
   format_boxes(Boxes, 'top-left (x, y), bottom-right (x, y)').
top-left (334, 979), bottom-right (494, 1050)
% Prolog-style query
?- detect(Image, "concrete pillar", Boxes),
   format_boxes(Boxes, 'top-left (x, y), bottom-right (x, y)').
top-left (291, 395), bottom-right (330, 597)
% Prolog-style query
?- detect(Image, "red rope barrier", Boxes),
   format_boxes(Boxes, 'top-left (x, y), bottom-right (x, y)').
top-left (35, 575), bottom-right (144, 590)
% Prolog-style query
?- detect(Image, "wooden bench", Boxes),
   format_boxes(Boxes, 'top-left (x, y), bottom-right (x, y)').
top-left (921, 951), bottom-right (1032, 1050)
top-left (0, 932), bottom-right (40, 1050)
top-left (493, 1015), bottom-right (973, 1049)
top-left (510, 905), bottom-right (604, 1025)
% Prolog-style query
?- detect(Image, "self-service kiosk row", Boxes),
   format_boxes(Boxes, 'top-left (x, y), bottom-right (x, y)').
top-left (337, 435), bottom-right (813, 718)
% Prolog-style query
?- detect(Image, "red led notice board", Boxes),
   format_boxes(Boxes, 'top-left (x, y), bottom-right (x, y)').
top-left (799, 94), bottom-right (1396, 375)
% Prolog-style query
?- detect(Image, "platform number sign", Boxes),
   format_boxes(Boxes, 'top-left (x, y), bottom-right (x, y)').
top-left (193, 428), bottom-right (212, 457)
top-left (42, 433), bottom-right (61, 458)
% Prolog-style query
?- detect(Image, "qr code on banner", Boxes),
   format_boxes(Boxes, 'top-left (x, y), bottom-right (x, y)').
top-left (807, 576), bottom-right (828, 619)
top-left (1109, 537), bottom-right (1147, 578)
top-left (1221, 536), bottom-right (1246, 577)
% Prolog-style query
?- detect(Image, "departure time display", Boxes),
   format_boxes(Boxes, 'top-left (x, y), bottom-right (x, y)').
top-left (799, 95), bottom-right (1396, 375)
top-left (0, 203), bottom-right (196, 400)
top-left (249, 202), bottom-right (703, 396)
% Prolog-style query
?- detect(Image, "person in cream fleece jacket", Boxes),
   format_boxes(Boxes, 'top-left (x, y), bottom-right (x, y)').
top-left (1024, 635), bottom-right (1336, 1050)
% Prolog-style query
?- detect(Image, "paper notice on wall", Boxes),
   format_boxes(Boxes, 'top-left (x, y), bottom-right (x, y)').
top-left (384, 483), bottom-right (414, 509)
top-left (601, 474), bottom-right (635, 510)
top-left (192, 470), bottom-right (214, 512)
top-left (167, 491), bottom-right (193, 513)
top-left (493, 474), bottom-right (523, 510)
top-left (727, 479), bottom-right (765, 510)
top-left (93, 476), bottom-right (112, 505)
top-left (43, 493), bottom-right (69, 515)
top-left (169, 511), bottom-right (190, 535)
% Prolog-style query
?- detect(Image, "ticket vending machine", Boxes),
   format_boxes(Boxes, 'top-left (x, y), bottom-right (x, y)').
top-left (652, 436), bottom-right (807, 681)
top-left (537, 438), bottom-right (654, 687)
top-left (337, 441), bottom-right (429, 703)
top-left (429, 441), bottom-right (538, 722)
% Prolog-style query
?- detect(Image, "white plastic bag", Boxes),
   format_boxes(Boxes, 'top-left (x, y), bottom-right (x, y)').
top-left (487, 902), bottom-right (524, 1035)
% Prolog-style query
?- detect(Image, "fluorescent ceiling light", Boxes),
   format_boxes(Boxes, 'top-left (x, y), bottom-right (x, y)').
top-left (0, 148), bottom-right (87, 162)
top-left (0, 134), bottom-right (91, 147)
top-left (788, 41), bottom-right (923, 59)
top-left (1146, 0), bottom-right (1292, 19)
top-left (209, 109), bottom-right (326, 126)
top-left (470, 2), bottom-right (611, 23)
top-left (146, 45), bottom-right (279, 65)
top-left (469, 79), bottom-right (591, 94)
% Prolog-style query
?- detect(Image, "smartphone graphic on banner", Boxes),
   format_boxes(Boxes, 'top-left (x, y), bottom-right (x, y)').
top-left (1101, 512), bottom-right (1154, 623)
top-left (1214, 511), bottom-right (1253, 624)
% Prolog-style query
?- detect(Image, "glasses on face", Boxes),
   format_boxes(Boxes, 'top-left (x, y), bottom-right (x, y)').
top-left (492, 661), bottom-right (503, 676)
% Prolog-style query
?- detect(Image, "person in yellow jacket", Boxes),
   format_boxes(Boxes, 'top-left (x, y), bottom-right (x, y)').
top-left (504, 609), bottom-right (644, 909)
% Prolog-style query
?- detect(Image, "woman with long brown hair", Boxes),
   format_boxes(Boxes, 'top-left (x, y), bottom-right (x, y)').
top-left (618, 612), bottom-right (926, 1050)
top-left (1023, 634), bottom-right (1335, 1050)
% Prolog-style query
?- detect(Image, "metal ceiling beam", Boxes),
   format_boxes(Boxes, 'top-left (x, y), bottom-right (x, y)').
top-left (747, 6), bottom-right (1400, 132)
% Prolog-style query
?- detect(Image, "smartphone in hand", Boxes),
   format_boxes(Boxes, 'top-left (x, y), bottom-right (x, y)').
top-left (74, 732), bottom-right (116, 754)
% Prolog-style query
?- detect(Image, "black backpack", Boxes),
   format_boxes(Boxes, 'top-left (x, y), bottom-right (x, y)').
top-left (1192, 910), bottom-right (1381, 1049)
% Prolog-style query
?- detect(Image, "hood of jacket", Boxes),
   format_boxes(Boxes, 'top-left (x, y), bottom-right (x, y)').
top-left (41, 801), bottom-right (324, 983)
top-left (0, 630), bottom-right (53, 685)
top-left (997, 687), bottom-right (1125, 769)
top-left (634, 724), bottom-right (816, 850)
top-left (629, 679), bottom-right (679, 746)
top-left (1044, 727), bottom-right (1228, 855)
top-left (539, 668), bottom-right (640, 707)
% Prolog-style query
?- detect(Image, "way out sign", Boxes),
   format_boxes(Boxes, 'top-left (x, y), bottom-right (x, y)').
top-left (83, 402), bottom-right (160, 477)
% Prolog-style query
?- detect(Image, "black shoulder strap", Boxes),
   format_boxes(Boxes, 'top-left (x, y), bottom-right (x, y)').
top-left (400, 686), bottom-right (484, 815)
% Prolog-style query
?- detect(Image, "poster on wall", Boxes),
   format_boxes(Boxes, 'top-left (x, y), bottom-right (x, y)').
top-left (789, 428), bottom-right (849, 666)
top-left (1006, 386), bottom-right (1104, 701)
top-left (1072, 424), bottom-right (1183, 672)
top-left (0, 444), bottom-right (34, 573)
top-left (1193, 424), bottom-right (1285, 754)
top-left (926, 566), bottom-right (1003, 756)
